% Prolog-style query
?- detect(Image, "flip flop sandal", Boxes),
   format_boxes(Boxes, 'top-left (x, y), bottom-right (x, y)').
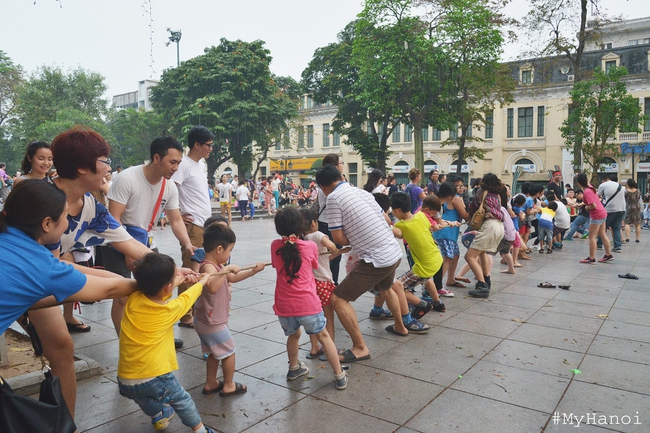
top-left (306, 348), bottom-right (324, 359)
top-left (558, 285), bottom-right (571, 290)
top-left (537, 282), bottom-right (556, 288)
top-left (219, 382), bottom-right (247, 397)
top-left (339, 349), bottom-right (371, 363)
top-left (202, 381), bottom-right (224, 394)
top-left (385, 324), bottom-right (409, 337)
top-left (618, 273), bottom-right (639, 280)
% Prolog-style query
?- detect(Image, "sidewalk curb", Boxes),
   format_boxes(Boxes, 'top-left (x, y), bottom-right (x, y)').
top-left (5, 353), bottom-right (103, 396)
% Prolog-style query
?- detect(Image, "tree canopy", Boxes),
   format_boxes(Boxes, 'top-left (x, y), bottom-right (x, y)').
top-left (560, 67), bottom-right (641, 184)
top-left (151, 38), bottom-right (299, 177)
top-left (107, 108), bottom-right (166, 168)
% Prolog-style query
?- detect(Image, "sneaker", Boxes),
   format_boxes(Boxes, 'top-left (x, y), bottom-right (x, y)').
top-left (468, 282), bottom-right (489, 298)
top-left (612, 248), bottom-right (622, 253)
top-left (438, 288), bottom-right (455, 297)
top-left (564, 237), bottom-right (574, 241)
top-left (579, 257), bottom-right (596, 264)
top-left (369, 308), bottom-right (393, 320)
top-left (174, 339), bottom-right (183, 350)
top-left (581, 233), bottom-right (589, 239)
top-left (432, 302), bottom-right (446, 312)
top-left (404, 319), bottom-right (430, 334)
top-left (421, 290), bottom-right (433, 302)
top-left (334, 371), bottom-right (348, 390)
top-left (152, 406), bottom-right (175, 431)
top-left (287, 362), bottom-right (309, 381)
top-left (599, 255), bottom-right (614, 263)
top-left (555, 243), bottom-right (562, 249)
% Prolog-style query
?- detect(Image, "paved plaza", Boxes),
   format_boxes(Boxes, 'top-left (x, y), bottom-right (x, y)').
top-left (62, 218), bottom-right (648, 432)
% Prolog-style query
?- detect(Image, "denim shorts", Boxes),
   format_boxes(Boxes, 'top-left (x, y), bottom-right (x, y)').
top-left (590, 218), bottom-right (606, 226)
top-left (278, 311), bottom-right (326, 336)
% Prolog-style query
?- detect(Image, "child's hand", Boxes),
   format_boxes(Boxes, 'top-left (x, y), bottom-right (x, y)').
top-left (225, 264), bottom-right (241, 274)
top-left (251, 262), bottom-right (265, 275)
top-left (339, 246), bottom-right (352, 254)
top-left (172, 274), bottom-right (187, 287)
top-left (197, 272), bottom-right (212, 286)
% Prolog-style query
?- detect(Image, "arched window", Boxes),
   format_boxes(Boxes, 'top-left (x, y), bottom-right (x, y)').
top-left (424, 160), bottom-right (438, 175)
top-left (449, 159), bottom-right (469, 184)
top-left (513, 158), bottom-right (536, 173)
top-left (392, 160), bottom-right (410, 186)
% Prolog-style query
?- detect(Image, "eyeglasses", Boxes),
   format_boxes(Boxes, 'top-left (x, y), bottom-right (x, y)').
top-left (202, 142), bottom-right (214, 149)
top-left (97, 158), bottom-right (112, 165)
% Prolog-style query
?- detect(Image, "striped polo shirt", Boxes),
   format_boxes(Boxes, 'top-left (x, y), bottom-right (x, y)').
top-left (326, 182), bottom-right (402, 268)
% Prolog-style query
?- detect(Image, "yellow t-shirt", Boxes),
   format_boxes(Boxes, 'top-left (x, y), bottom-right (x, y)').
top-left (395, 212), bottom-right (443, 278)
top-left (117, 282), bottom-right (203, 380)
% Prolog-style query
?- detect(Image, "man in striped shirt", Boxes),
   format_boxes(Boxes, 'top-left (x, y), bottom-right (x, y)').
top-left (316, 165), bottom-right (406, 363)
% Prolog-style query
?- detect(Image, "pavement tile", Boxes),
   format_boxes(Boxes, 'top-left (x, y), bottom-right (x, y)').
top-left (576, 355), bottom-right (650, 396)
top-left (508, 323), bottom-right (595, 353)
top-left (485, 292), bottom-right (551, 310)
top-left (407, 389), bottom-right (549, 433)
top-left (587, 335), bottom-right (649, 364)
top-left (606, 308), bottom-right (650, 326)
top-left (526, 310), bottom-right (605, 334)
top-left (450, 361), bottom-right (569, 413)
top-left (483, 340), bottom-right (584, 377)
top-left (438, 312), bottom-right (522, 339)
top-left (612, 297), bottom-right (650, 313)
top-left (551, 381), bottom-right (649, 433)
top-left (598, 320), bottom-right (650, 344)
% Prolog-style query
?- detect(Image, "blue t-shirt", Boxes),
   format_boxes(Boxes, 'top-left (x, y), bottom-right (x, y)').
top-left (0, 227), bottom-right (87, 332)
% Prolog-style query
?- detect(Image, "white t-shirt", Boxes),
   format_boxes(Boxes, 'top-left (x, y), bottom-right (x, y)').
top-left (235, 185), bottom-right (250, 201)
top-left (304, 231), bottom-right (334, 283)
top-left (597, 180), bottom-right (626, 213)
top-left (217, 183), bottom-right (233, 203)
top-left (271, 178), bottom-right (282, 192)
top-left (553, 200), bottom-right (571, 229)
top-left (107, 165), bottom-right (179, 230)
top-left (170, 156), bottom-right (211, 227)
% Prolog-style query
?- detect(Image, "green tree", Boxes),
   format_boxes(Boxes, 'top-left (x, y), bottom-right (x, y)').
top-left (424, 0), bottom-right (515, 175)
top-left (10, 66), bottom-right (110, 142)
top-left (302, 21), bottom-right (399, 172)
top-left (107, 108), bottom-right (166, 168)
top-left (0, 51), bottom-right (24, 171)
top-left (151, 38), bottom-right (299, 178)
top-left (560, 67), bottom-right (641, 184)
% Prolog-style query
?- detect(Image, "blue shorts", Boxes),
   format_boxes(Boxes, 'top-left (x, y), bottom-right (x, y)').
top-left (590, 218), bottom-right (606, 226)
top-left (437, 238), bottom-right (460, 258)
top-left (278, 311), bottom-right (326, 336)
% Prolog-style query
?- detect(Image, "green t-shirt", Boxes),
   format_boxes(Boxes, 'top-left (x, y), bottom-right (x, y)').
top-left (395, 212), bottom-right (443, 278)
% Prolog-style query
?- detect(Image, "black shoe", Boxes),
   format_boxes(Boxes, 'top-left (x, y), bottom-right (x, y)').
top-left (174, 338), bottom-right (184, 350)
top-left (468, 282), bottom-right (490, 298)
top-left (484, 275), bottom-right (491, 290)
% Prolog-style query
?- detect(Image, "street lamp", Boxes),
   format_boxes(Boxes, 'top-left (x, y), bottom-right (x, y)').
top-left (166, 28), bottom-right (182, 67)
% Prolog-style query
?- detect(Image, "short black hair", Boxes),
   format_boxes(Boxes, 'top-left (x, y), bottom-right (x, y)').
top-left (150, 136), bottom-right (183, 161)
top-left (422, 195), bottom-right (441, 212)
top-left (547, 192), bottom-right (556, 201)
top-left (513, 195), bottom-right (526, 206)
top-left (437, 181), bottom-right (456, 199)
top-left (521, 182), bottom-right (532, 195)
top-left (133, 253), bottom-right (176, 298)
top-left (204, 223), bottom-right (236, 253)
top-left (547, 201), bottom-right (558, 211)
top-left (390, 192), bottom-right (411, 213)
top-left (529, 185), bottom-right (545, 196)
top-left (315, 164), bottom-right (342, 187)
top-left (203, 215), bottom-right (229, 229)
top-left (187, 125), bottom-right (214, 148)
top-left (373, 192), bottom-right (391, 213)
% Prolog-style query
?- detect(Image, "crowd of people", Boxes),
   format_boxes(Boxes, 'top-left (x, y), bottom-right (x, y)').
top-left (1, 132), bottom-right (648, 432)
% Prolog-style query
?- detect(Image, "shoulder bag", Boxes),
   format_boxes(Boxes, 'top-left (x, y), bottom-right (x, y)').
top-left (469, 190), bottom-right (488, 230)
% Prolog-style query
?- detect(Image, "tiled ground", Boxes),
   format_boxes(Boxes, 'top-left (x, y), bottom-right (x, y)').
top-left (69, 219), bottom-right (649, 432)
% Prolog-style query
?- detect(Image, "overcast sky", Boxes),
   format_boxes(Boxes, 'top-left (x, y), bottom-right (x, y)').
top-left (1, 0), bottom-right (647, 99)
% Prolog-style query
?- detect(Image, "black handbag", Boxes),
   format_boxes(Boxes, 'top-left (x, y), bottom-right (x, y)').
top-left (0, 367), bottom-right (77, 433)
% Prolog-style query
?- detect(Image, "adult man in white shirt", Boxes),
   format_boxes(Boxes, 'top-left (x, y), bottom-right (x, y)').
top-left (105, 136), bottom-right (197, 337)
top-left (171, 126), bottom-right (214, 327)
top-left (597, 174), bottom-right (626, 252)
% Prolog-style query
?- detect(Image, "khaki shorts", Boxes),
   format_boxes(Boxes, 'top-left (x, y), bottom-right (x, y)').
top-left (333, 259), bottom-right (401, 302)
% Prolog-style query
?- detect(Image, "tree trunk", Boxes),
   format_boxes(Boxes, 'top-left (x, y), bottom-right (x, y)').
top-left (412, 115), bottom-right (424, 177)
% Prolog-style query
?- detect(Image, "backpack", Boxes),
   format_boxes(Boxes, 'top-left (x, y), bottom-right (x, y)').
top-left (404, 184), bottom-right (419, 213)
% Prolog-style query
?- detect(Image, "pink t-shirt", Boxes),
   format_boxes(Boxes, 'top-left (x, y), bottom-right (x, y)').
top-left (271, 238), bottom-right (322, 317)
top-left (582, 187), bottom-right (607, 220)
top-left (195, 261), bottom-right (230, 326)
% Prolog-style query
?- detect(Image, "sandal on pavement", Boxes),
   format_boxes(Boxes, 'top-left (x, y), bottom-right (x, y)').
top-left (558, 285), bottom-right (571, 290)
top-left (219, 382), bottom-right (247, 397)
top-left (385, 324), bottom-right (409, 337)
top-left (404, 320), bottom-right (430, 334)
top-left (306, 348), bottom-right (324, 359)
top-left (339, 349), bottom-right (370, 363)
top-left (202, 381), bottom-right (224, 394)
top-left (618, 273), bottom-right (639, 280)
top-left (66, 321), bottom-right (91, 333)
top-left (537, 282), bottom-right (556, 288)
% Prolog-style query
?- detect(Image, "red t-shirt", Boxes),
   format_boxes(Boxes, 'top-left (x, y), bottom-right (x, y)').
top-left (582, 187), bottom-right (607, 220)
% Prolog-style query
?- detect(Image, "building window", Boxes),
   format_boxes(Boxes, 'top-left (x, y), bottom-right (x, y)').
top-left (601, 42), bottom-right (613, 50)
top-left (333, 131), bottom-right (340, 146)
top-left (404, 125), bottom-right (412, 142)
top-left (323, 123), bottom-right (330, 147)
top-left (518, 107), bottom-right (533, 137)
top-left (298, 127), bottom-right (304, 148)
top-left (537, 106), bottom-right (545, 137)
top-left (283, 131), bottom-right (290, 149)
top-left (307, 125), bottom-right (314, 148)
top-left (307, 96), bottom-right (313, 108)
top-left (348, 162), bottom-right (358, 187)
top-left (485, 111), bottom-right (494, 139)
top-left (629, 39), bottom-right (639, 46)
top-left (507, 108), bottom-right (514, 138)
top-left (464, 123), bottom-right (472, 138)
top-left (393, 125), bottom-right (401, 143)
top-left (605, 60), bottom-right (617, 73)
top-left (645, 98), bottom-right (650, 132)
top-left (433, 128), bottom-right (441, 141)
top-left (422, 127), bottom-right (428, 141)
top-left (644, 38), bottom-right (650, 44)
top-left (260, 167), bottom-right (267, 176)
top-left (521, 70), bottom-right (532, 84)
top-left (449, 127), bottom-right (458, 140)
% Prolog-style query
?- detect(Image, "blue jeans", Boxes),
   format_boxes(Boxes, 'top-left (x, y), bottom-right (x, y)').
top-left (118, 373), bottom-right (201, 428)
top-left (597, 211), bottom-right (625, 249)
top-left (565, 214), bottom-right (589, 238)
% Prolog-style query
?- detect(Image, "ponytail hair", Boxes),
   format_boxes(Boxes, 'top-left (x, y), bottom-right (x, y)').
top-left (274, 207), bottom-right (305, 284)
top-left (0, 179), bottom-right (67, 240)
top-left (21, 140), bottom-right (50, 174)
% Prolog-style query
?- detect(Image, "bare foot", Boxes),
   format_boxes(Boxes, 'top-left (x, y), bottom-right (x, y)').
top-left (514, 263), bottom-right (523, 268)
top-left (500, 269), bottom-right (516, 274)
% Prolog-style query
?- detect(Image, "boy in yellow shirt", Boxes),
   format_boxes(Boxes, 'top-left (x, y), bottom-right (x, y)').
top-left (117, 253), bottom-right (215, 433)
